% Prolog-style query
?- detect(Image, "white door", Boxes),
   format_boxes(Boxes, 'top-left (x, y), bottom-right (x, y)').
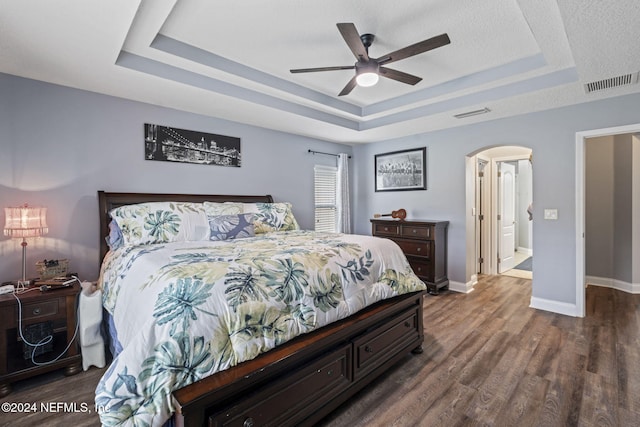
top-left (499, 162), bottom-right (516, 273)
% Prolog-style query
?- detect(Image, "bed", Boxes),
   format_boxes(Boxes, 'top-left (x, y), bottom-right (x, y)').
top-left (95, 191), bottom-right (427, 427)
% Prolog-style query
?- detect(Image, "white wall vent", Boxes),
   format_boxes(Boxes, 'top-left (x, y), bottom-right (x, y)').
top-left (454, 107), bottom-right (491, 119)
top-left (584, 72), bottom-right (639, 93)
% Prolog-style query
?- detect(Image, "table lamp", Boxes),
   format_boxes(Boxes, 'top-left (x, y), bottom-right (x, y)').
top-left (4, 204), bottom-right (48, 283)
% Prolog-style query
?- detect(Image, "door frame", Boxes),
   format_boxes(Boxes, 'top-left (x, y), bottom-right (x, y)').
top-left (490, 154), bottom-right (532, 275)
top-left (475, 157), bottom-right (489, 274)
top-left (575, 122), bottom-right (640, 318)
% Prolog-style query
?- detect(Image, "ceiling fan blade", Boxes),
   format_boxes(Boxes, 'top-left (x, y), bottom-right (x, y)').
top-left (337, 23), bottom-right (369, 61)
top-left (379, 67), bottom-right (422, 85)
top-left (290, 65), bottom-right (354, 73)
top-left (338, 76), bottom-right (358, 96)
top-left (377, 33), bottom-right (450, 66)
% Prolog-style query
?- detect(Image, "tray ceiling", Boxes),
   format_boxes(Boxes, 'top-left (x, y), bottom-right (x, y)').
top-left (1, 0), bottom-right (639, 143)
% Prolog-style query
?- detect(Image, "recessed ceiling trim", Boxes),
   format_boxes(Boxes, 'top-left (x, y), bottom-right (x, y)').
top-left (360, 67), bottom-right (578, 130)
top-left (363, 54), bottom-right (548, 116)
top-left (118, 47), bottom-right (578, 132)
top-left (151, 34), bottom-right (363, 116)
top-left (154, 33), bottom-right (552, 120)
top-left (116, 51), bottom-right (361, 130)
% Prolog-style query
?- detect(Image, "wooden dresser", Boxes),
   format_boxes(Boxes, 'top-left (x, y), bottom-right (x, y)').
top-left (371, 218), bottom-right (449, 294)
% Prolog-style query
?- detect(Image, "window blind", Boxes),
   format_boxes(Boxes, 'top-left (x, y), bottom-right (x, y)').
top-left (314, 165), bottom-right (337, 232)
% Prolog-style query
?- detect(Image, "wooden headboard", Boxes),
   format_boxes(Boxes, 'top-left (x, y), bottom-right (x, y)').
top-left (98, 191), bottom-right (274, 263)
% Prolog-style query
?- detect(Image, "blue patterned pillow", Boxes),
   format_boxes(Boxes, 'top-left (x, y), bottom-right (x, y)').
top-left (105, 220), bottom-right (124, 250)
top-left (209, 213), bottom-right (255, 241)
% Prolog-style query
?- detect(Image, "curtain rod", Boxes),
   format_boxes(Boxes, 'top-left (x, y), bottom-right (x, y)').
top-left (308, 149), bottom-right (351, 159)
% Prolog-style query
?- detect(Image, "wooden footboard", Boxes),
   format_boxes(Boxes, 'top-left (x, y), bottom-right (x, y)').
top-left (172, 290), bottom-right (425, 426)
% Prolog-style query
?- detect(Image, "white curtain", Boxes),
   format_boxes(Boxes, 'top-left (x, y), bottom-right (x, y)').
top-left (337, 153), bottom-right (351, 233)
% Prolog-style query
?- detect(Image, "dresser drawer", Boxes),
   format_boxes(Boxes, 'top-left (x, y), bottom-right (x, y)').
top-left (372, 222), bottom-right (400, 236)
top-left (408, 258), bottom-right (434, 280)
top-left (394, 239), bottom-right (431, 258)
top-left (209, 344), bottom-right (352, 426)
top-left (22, 300), bottom-right (60, 322)
top-left (353, 307), bottom-right (420, 380)
top-left (400, 225), bottom-right (432, 239)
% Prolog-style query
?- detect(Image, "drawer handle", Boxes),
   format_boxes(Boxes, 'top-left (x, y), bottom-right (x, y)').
top-left (243, 417), bottom-right (255, 427)
top-left (33, 308), bottom-right (41, 315)
top-left (412, 229), bottom-right (417, 233)
top-left (417, 267), bottom-right (422, 272)
top-left (327, 369), bottom-right (333, 376)
top-left (404, 321), bottom-right (411, 328)
top-left (383, 227), bottom-right (389, 231)
top-left (416, 247), bottom-right (421, 252)
top-left (365, 345), bottom-right (374, 353)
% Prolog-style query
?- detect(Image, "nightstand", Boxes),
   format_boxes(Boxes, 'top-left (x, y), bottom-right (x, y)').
top-left (0, 283), bottom-right (82, 397)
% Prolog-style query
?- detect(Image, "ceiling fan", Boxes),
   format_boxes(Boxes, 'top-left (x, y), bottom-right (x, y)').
top-left (290, 23), bottom-right (450, 96)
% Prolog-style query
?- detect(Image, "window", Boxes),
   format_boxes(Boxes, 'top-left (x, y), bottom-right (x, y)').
top-left (314, 165), bottom-right (337, 232)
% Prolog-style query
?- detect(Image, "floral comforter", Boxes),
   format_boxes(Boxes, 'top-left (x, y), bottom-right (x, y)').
top-left (95, 230), bottom-right (426, 426)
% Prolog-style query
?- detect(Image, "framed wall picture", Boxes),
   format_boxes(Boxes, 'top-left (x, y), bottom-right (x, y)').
top-left (144, 123), bottom-right (241, 167)
top-left (375, 147), bottom-right (427, 192)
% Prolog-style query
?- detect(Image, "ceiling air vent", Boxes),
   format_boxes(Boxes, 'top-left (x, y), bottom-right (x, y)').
top-left (454, 107), bottom-right (491, 119)
top-left (584, 72), bottom-right (639, 94)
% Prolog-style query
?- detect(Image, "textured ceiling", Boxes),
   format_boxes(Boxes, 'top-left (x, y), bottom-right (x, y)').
top-left (1, 0), bottom-right (639, 143)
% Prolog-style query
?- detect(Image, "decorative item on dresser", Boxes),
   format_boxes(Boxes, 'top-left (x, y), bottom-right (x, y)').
top-left (371, 218), bottom-right (449, 295)
top-left (373, 208), bottom-right (407, 220)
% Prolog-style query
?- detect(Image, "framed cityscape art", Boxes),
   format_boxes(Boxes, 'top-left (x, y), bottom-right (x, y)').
top-left (144, 123), bottom-right (241, 167)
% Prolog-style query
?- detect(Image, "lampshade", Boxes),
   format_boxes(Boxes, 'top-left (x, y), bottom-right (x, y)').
top-left (355, 61), bottom-right (380, 87)
top-left (4, 204), bottom-right (48, 238)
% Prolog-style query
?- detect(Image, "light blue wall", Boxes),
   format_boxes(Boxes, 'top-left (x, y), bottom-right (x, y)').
top-left (352, 92), bottom-right (640, 307)
top-left (0, 73), bottom-right (351, 281)
top-left (3, 71), bottom-right (640, 313)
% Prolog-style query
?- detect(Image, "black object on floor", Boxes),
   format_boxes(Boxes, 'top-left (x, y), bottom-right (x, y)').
top-left (514, 256), bottom-right (532, 271)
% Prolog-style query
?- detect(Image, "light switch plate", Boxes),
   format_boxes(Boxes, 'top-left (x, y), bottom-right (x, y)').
top-left (544, 209), bottom-right (558, 220)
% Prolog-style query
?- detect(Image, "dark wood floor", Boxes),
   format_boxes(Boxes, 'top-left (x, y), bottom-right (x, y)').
top-left (1, 275), bottom-right (638, 426)
top-left (321, 275), bottom-right (640, 427)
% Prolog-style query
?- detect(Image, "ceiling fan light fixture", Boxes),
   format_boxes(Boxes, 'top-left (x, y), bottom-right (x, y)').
top-left (290, 24), bottom-right (450, 96)
top-left (355, 61), bottom-right (380, 87)
top-left (356, 72), bottom-right (379, 87)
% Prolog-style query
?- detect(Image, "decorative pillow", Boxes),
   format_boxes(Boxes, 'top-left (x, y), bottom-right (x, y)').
top-left (208, 213), bottom-right (255, 241)
top-left (203, 202), bottom-right (244, 217)
top-left (109, 202), bottom-right (210, 246)
top-left (105, 220), bottom-right (124, 250)
top-left (242, 202), bottom-right (300, 234)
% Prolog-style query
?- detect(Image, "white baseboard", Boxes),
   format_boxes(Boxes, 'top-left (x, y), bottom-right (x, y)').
top-left (448, 278), bottom-right (475, 294)
top-left (530, 296), bottom-right (580, 317)
top-left (516, 247), bottom-right (533, 256)
top-left (586, 275), bottom-right (640, 294)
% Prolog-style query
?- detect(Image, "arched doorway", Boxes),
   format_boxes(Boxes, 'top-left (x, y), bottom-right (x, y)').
top-left (466, 146), bottom-right (533, 284)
